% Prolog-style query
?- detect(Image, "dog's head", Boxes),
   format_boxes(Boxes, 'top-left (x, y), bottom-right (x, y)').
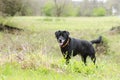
top-left (55, 30), bottom-right (70, 46)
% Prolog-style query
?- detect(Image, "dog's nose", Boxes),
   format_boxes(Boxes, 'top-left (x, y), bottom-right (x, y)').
top-left (59, 39), bottom-right (62, 43)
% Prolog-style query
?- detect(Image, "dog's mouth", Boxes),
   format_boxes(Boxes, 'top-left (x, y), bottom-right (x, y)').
top-left (58, 39), bottom-right (65, 46)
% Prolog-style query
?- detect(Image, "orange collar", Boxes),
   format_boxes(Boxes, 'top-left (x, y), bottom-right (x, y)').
top-left (61, 39), bottom-right (70, 48)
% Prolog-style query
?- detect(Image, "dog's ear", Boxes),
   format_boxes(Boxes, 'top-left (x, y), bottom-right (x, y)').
top-left (63, 31), bottom-right (70, 36)
top-left (55, 30), bottom-right (60, 37)
top-left (66, 31), bottom-right (70, 36)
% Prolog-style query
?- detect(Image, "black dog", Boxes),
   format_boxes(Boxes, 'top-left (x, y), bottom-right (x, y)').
top-left (55, 30), bottom-right (102, 65)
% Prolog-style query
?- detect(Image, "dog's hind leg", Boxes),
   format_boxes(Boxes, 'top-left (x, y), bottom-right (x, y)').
top-left (90, 54), bottom-right (96, 65)
top-left (81, 55), bottom-right (87, 66)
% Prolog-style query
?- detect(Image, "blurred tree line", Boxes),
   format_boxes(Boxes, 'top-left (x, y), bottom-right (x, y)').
top-left (0, 0), bottom-right (120, 17)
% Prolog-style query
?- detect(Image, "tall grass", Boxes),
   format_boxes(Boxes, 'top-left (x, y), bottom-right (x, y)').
top-left (0, 16), bottom-right (120, 80)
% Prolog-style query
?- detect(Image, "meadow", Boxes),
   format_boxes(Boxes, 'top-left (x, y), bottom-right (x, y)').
top-left (0, 16), bottom-right (120, 80)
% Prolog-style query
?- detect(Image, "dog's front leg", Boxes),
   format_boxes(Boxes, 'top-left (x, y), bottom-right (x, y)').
top-left (65, 55), bottom-right (70, 65)
top-left (62, 53), bottom-right (70, 64)
top-left (65, 51), bottom-right (71, 65)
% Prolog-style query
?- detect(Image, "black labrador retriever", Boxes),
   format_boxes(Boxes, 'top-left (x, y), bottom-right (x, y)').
top-left (55, 30), bottom-right (102, 65)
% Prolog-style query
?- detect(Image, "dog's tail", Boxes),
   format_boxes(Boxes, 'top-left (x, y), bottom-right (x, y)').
top-left (91, 36), bottom-right (102, 44)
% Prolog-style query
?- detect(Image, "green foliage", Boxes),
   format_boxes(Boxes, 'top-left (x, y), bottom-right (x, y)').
top-left (65, 61), bottom-right (96, 74)
top-left (43, 3), bottom-right (54, 16)
top-left (92, 7), bottom-right (106, 16)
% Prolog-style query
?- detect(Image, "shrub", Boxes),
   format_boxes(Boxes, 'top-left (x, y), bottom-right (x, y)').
top-left (43, 3), bottom-right (54, 16)
top-left (92, 7), bottom-right (106, 16)
top-left (95, 36), bottom-right (110, 54)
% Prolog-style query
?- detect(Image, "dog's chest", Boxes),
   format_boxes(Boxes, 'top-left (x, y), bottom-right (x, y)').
top-left (61, 47), bottom-right (69, 53)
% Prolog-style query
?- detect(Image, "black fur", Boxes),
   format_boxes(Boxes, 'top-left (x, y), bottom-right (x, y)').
top-left (55, 30), bottom-right (102, 65)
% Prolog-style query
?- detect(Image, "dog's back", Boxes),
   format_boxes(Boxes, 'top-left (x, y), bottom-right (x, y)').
top-left (69, 38), bottom-right (95, 56)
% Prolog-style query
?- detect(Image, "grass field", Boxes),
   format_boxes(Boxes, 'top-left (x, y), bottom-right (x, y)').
top-left (0, 16), bottom-right (120, 80)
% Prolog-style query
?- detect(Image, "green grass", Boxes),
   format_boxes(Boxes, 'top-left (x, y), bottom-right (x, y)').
top-left (0, 16), bottom-right (120, 80)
